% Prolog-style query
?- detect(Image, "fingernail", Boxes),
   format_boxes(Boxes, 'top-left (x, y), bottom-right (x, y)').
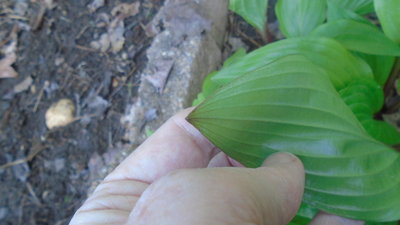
top-left (262, 152), bottom-right (299, 167)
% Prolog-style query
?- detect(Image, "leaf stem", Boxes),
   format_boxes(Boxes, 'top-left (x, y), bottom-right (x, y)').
top-left (378, 57), bottom-right (400, 115)
top-left (384, 57), bottom-right (400, 99)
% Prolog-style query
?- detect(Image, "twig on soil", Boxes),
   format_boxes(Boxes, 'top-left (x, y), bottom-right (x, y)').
top-left (109, 65), bottom-right (137, 99)
top-left (384, 96), bottom-right (400, 114)
top-left (0, 144), bottom-right (46, 169)
top-left (18, 195), bottom-right (26, 225)
top-left (26, 182), bottom-right (42, 206)
top-left (33, 81), bottom-right (49, 112)
top-left (236, 29), bottom-right (262, 48)
top-left (0, 24), bottom-right (18, 48)
top-left (75, 25), bottom-right (90, 40)
top-left (31, 4), bottom-right (46, 31)
top-left (75, 44), bottom-right (97, 52)
top-left (384, 57), bottom-right (400, 99)
top-left (0, 14), bottom-right (28, 21)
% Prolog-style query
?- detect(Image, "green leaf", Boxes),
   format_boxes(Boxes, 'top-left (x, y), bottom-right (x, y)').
top-left (354, 53), bottom-right (395, 86)
top-left (288, 216), bottom-right (311, 225)
top-left (311, 19), bottom-right (400, 56)
top-left (222, 48), bottom-right (247, 68)
top-left (192, 48), bottom-right (247, 106)
top-left (374, 0), bottom-right (400, 43)
top-left (297, 202), bottom-right (318, 219)
top-left (339, 78), bottom-right (400, 145)
top-left (229, 0), bottom-right (268, 33)
top-left (327, 1), bottom-right (373, 25)
top-left (212, 37), bottom-right (373, 90)
top-left (366, 221), bottom-right (398, 225)
top-left (328, 0), bottom-right (374, 14)
top-left (188, 55), bottom-right (400, 222)
top-left (275, 0), bottom-right (326, 37)
top-left (192, 93), bottom-right (205, 106)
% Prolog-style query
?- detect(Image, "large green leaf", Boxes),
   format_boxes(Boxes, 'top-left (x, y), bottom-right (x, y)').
top-left (374, 0), bottom-right (400, 43)
top-left (229, 0), bottom-right (269, 33)
top-left (354, 53), bottom-right (395, 86)
top-left (311, 19), bottom-right (400, 56)
top-left (188, 55), bottom-right (400, 222)
top-left (328, 0), bottom-right (374, 14)
top-left (275, 0), bottom-right (326, 37)
top-left (327, 1), bottom-right (373, 25)
top-left (339, 78), bottom-right (400, 145)
top-left (212, 37), bottom-right (373, 90)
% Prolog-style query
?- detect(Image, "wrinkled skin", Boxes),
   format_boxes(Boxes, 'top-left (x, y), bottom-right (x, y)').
top-left (70, 109), bottom-right (364, 225)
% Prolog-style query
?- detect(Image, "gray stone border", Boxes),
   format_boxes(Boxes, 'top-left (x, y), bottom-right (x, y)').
top-left (121, 0), bottom-right (228, 145)
top-left (87, 0), bottom-right (229, 189)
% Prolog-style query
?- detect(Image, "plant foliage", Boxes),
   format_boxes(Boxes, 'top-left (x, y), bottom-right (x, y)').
top-left (275, 0), bottom-right (326, 37)
top-left (229, 0), bottom-right (269, 34)
top-left (190, 0), bottom-right (400, 223)
top-left (374, 0), bottom-right (400, 43)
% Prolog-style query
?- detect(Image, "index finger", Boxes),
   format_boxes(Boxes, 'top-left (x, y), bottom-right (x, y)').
top-left (105, 108), bottom-right (219, 184)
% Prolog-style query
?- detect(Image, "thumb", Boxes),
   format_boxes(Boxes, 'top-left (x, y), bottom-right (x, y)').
top-left (127, 152), bottom-right (304, 225)
top-left (249, 152), bottom-right (305, 225)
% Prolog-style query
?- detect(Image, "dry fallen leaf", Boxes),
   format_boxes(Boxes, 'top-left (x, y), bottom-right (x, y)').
top-left (108, 18), bottom-right (125, 53)
top-left (42, 0), bottom-right (55, 9)
top-left (0, 54), bottom-right (18, 78)
top-left (45, 99), bottom-right (75, 129)
top-left (88, 0), bottom-right (105, 12)
top-left (13, 76), bottom-right (33, 93)
top-left (89, 2), bottom-right (139, 53)
top-left (111, 2), bottom-right (140, 18)
top-left (0, 23), bottom-right (19, 78)
top-left (90, 33), bottom-right (110, 52)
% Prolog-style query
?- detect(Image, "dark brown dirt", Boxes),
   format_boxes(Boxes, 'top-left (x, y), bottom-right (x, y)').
top-left (0, 0), bottom-right (164, 224)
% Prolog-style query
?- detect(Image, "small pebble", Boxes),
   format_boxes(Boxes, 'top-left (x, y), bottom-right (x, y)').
top-left (45, 99), bottom-right (75, 129)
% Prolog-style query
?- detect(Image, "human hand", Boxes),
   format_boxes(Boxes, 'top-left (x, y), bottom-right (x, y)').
top-left (69, 109), bottom-right (364, 225)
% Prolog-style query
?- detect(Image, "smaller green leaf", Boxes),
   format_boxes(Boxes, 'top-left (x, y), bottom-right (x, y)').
top-left (366, 221), bottom-right (398, 225)
top-left (192, 48), bottom-right (247, 106)
top-left (212, 37), bottom-right (373, 90)
top-left (354, 53), bottom-right (395, 86)
top-left (203, 48), bottom-right (247, 98)
top-left (288, 216), bottom-right (311, 225)
top-left (145, 127), bottom-right (155, 137)
top-left (363, 120), bottom-right (400, 145)
top-left (192, 93), bottom-right (205, 106)
top-left (339, 78), bottom-right (400, 145)
top-left (222, 48), bottom-right (247, 68)
top-left (328, 0), bottom-right (374, 14)
top-left (327, 1), bottom-right (373, 25)
top-left (311, 19), bottom-right (400, 56)
top-left (297, 202), bottom-right (318, 219)
top-left (374, 0), bottom-right (400, 43)
top-left (275, 0), bottom-right (326, 38)
top-left (229, 0), bottom-right (268, 33)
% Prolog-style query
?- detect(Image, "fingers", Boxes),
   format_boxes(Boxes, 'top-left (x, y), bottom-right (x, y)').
top-left (126, 153), bottom-right (305, 225)
top-left (69, 179), bottom-right (148, 225)
top-left (71, 108), bottom-right (219, 225)
top-left (105, 108), bottom-right (219, 183)
top-left (310, 212), bottom-right (365, 225)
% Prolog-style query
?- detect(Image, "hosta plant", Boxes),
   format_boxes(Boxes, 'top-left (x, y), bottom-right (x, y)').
top-left (191, 0), bottom-right (400, 224)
